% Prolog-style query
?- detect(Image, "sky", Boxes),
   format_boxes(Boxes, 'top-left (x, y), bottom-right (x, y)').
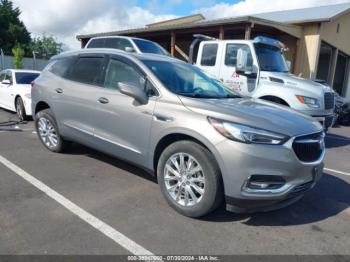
top-left (11, 0), bottom-right (350, 50)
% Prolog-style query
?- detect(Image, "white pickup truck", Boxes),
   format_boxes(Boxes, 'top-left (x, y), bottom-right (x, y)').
top-left (191, 35), bottom-right (335, 129)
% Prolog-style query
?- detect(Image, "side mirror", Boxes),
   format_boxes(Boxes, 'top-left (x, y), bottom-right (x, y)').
top-left (119, 82), bottom-right (148, 105)
top-left (1, 79), bottom-right (11, 85)
top-left (286, 60), bottom-right (292, 71)
top-left (125, 47), bottom-right (135, 53)
top-left (236, 48), bottom-right (249, 72)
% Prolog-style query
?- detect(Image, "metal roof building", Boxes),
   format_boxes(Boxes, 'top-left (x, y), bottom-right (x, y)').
top-left (77, 2), bottom-right (350, 101)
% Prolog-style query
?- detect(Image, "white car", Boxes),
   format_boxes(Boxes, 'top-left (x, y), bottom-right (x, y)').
top-left (0, 69), bottom-right (40, 120)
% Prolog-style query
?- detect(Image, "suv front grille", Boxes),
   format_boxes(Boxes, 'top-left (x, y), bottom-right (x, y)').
top-left (324, 92), bottom-right (335, 110)
top-left (292, 132), bottom-right (324, 162)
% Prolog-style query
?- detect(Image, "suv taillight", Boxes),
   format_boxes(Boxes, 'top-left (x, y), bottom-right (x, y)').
top-left (31, 81), bottom-right (35, 88)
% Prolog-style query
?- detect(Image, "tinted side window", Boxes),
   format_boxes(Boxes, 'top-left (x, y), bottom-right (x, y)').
top-left (50, 57), bottom-right (76, 77)
top-left (133, 39), bottom-right (167, 55)
top-left (67, 57), bottom-right (105, 86)
top-left (0, 73), bottom-right (5, 81)
top-left (225, 44), bottom-right (253, 67)
top-left (15, 73), bottom-right (40, 84)
top-left (201, 44), bottom-right (218, 66)
top-left (104, 59), bottom-right (145, 90)
top-left (104, 38), bottom-right (133, 51)
top-left (87, 39), bottom-right (105, 48)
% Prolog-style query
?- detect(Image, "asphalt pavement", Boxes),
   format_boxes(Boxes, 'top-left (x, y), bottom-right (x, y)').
top-left (0, 108), bottom-right (349, 256)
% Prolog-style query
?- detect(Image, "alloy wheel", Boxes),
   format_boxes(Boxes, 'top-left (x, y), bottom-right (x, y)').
top-left (37, 117), bottom-right (59, 148)
top-left (164, 153), bottom-right (205, 207)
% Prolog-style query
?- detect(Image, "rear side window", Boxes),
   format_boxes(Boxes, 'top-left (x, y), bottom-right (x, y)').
top-left (104, 38), bottom-right (133, 51)
top-left (50, 57), bottom-right (76, 77)
top-left (104, 59), bottom-right (145, 90)
top-left (225, 44), bottom-right (253, 67)
top-left (66, 56), bottom-right (105, 86)
top-left (15, 73), bottom-right (40, 84)
top-left (86, 38), bottom-right (105, 48)
top-left (200, 44), bottom-right (218, 66)
top-left (133, 39), bottom-right (167, 55)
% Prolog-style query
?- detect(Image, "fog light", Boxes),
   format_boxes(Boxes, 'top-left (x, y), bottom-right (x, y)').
top-left (245, 175), bottom-right (286, 190)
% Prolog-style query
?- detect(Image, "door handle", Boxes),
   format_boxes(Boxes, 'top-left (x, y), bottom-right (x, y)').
top-left (55, 88), bottom-right (63, 94)
top-left (98, 97), bottom-right (109, 104)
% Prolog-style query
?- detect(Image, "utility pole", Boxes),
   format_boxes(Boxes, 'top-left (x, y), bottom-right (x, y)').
top-left (32, 51), bottom-right (39, 70)
top-left (0, 49), bottom-right (4, 70)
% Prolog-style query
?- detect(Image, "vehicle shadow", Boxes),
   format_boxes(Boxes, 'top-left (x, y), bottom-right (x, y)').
top-left (65, 143), bottom-right (349, 226)
top-left (325, 134), bottom-right (350, 148)
top-left (68, 143), bottom-right (157, 183)
top-left (202, 173), bottom-right (350, 225)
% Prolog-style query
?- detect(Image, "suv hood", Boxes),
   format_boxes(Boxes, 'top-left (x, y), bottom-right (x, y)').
top-left (261, 71), bottom-right (333, 96)
top-left (179, 96), bottom-right (322, 137)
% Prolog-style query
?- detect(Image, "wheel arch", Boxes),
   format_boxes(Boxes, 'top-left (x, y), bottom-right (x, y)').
top-left (34, 101), bottom-right (51, 115)
top-left (258, 95), bottom-right (290, 107)
top-left (152, 131), bottom-right (224, 178)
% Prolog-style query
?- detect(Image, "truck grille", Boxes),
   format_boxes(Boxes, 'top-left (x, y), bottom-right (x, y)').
top-left (292, 132), bottom-right (324, 162)
top-left (324, 92), bottom-right (335, 110)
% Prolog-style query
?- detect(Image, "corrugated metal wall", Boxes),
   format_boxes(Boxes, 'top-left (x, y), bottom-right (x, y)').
top-left (0, 55), bottom-right (49, 71)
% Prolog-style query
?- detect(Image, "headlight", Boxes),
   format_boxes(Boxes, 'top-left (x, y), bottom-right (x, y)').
top-left (296, 95), bottom-right (320, 108)
top-left (208, 117), bottom-right (288, 145)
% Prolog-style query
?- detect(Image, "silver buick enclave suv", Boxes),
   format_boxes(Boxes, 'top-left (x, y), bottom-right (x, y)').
top-left (31, 49), bottom-right (325, 217)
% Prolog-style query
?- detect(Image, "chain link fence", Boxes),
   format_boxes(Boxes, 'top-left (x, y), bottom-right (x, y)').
top-left (0, 55), bottom-right (49, 71)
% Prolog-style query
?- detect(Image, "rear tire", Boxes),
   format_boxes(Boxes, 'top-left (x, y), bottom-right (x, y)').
top-left (157, 141), bottom-right (223, 218)
top-left (15, 97), bottom-right (28, 121)
top-left (35, 109), bottom-right (69, 153)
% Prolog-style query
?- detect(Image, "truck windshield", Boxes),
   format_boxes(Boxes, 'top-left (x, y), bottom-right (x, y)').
top-left (142, 60), bottom-right (240, 99)
top-left (133, 39), bottom-right (168, 55)
top-left (254, 43), bottom-right (289, 73)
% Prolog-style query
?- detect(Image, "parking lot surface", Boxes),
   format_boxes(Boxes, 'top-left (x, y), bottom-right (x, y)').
top-left (0, 109), bottom-right (349, 255)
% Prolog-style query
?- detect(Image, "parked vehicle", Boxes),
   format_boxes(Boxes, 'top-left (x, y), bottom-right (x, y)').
top-left (32, 49), bottom-right (325, 217)
top-left (334, 92), bottom-right (350, 126)
top-left (191, 35), bottom-right (335, 130)
top-left (85, 36), bottom-right (169, 56)
top-left (0, 69), bottom-right (40, 120)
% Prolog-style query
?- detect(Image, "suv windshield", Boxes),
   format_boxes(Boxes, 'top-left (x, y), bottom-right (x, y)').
top-left (254, 43), bottom-right (288, 73)
top-left (142, 60), bottom-right (240, 99)
top-left (15, 72), bottom-right (40, 84)
top-left (133, 39), bottom-right (168, 55)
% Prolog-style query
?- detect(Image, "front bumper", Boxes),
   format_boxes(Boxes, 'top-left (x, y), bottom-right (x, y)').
top-left (215, 134), bottom-right (324, 213)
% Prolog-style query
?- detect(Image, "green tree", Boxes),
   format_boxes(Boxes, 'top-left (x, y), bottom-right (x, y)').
top-left (29, 34), bottom-right (63, 59)
top-left (12, 44), bottom-right (24, 69)
top-left (0, 0), bottom-right (31, 55)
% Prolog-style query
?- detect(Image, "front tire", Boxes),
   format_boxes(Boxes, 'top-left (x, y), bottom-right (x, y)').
top-left (157, 141), bottom-right (223, 217)
top-left (35, 109), bottom-right (69, 153)
top-left (15, 97), bottom-right (28, 121)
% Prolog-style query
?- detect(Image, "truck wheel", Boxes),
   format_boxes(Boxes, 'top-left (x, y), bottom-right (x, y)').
top-left (157, 141), bottom-right (223, 217)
